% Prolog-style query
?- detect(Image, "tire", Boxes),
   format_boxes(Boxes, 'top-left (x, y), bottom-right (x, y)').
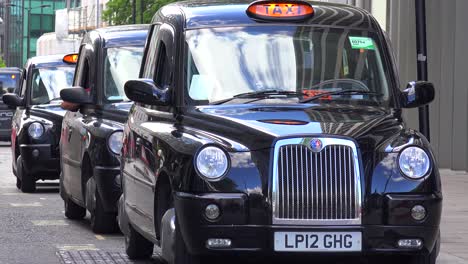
top-left (64, 197), bottom-right (86, 220)
top-left (125, 224), bottom-right (154, 260)
top-left (409, 237), bottom-right (440, 264)
top-left (90, 190), bottom-right (118, 234)
top-left (16, 177), bottom-right (21, 189)
top-left (17, 155), bottom-right (36, 193)
top-left (173, 216), bottom-right (200, 264)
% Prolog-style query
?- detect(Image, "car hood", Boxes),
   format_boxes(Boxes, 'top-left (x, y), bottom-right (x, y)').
top-left (183, 104), bottom-right (404, 152)
top-left (31, 103), bottom-right (67, 121)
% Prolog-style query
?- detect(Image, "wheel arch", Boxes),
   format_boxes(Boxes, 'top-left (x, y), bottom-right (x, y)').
top-left (154, 171), bottom-right (172, 240)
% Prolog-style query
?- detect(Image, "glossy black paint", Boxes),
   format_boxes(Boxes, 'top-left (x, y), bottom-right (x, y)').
top-left (120, 0), bottom-right (442, 259)
top-left (60, 25), bottom-right (148, 216)
top-left (6, 56), bottom-right (73, 180)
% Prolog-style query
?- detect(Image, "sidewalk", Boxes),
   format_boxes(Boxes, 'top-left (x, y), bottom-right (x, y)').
top-left (439, 169), bottom-right (468, 263)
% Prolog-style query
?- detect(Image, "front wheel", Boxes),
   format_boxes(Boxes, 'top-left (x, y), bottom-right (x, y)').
top-left (410, 237), bottom-right (440, 264)
top-left (17, 156), bottom-right (35, 193)
top-left (125, 224), bottom-right (154, 259)
top-left (172, 217), bottom-right (200, 264)
top-left (90, 190), bottom-right (118, 234)
top-left (64, 197), bottom-right (86, 220)
top-left (16, 177), bottom-right (21, 189)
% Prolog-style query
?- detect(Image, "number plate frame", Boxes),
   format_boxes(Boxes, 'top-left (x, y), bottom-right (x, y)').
top-left (274, 231), bottom-right (362, 252)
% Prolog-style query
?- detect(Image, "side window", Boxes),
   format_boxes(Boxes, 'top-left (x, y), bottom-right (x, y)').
top-left (155, 43), bottom-right (170, 88)
top-left (20, 68), bottom-right (28, 97)
top-left (142, 25), bottom-right (161, 79)
top-left (74, 44), bottom-right (93, 90)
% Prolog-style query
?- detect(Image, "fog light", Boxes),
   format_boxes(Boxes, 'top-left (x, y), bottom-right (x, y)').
top-left (398, 239), bottom-right (423, 249)
top-left (206, 238), bottom-right (231, 249)
top-left (32, 149), bottom-right (39, 158)
top-left (205, 204), bottom-right (220, 220)
top-left (411, 205), bottom-right (427, 221)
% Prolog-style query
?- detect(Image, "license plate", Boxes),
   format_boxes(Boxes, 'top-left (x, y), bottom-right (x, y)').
top-left (274, 232), bottom-right (362, 252)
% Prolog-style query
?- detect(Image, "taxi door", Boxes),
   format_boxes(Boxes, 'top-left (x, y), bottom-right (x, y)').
top-left (62, 44), bottom-right (95, 202)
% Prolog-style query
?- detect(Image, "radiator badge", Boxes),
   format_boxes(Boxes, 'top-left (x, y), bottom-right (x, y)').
top-left (309, 138), bottom-right (323, 152)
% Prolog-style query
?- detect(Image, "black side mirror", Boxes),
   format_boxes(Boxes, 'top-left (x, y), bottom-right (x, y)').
top-left (401, 81), bottom-right (435, 108)
top-left (60, 87), bottom-right (93, 105)
top-left (124, 79), bottom-right (170, 106)
top-left (2, 93), bottom-right (25, 107)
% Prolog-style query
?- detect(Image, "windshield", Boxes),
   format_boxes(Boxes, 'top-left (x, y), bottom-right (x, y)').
top-left (31, 66), bottom-right (75, 105)
top-left (186, 26), bottom-right (391, 106)
top-left (104, 46), bottom-right (144, 102)
top-left (0, 73), bottom-right (19, 96)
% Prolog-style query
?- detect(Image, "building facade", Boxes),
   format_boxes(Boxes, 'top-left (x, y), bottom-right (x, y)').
top-left (322, 0), bottom-right (468, 171)
top-left (2, 0), bottom-right (67, 67)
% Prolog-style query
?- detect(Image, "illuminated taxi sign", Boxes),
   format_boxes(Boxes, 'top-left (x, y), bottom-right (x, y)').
top-left (63, 53), bottom-right (79, 64)
top-left (247, 1), bottom-right (314, 21)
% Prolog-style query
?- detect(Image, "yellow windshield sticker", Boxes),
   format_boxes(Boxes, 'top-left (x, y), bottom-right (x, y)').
top-left (349, 36), bottom-right (375, 50)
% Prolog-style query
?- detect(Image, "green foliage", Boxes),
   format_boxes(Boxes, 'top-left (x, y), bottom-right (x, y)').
top-left (102, 0), bottom-right (179, 25)
top-left (0, 56), bottom-right (6, 68)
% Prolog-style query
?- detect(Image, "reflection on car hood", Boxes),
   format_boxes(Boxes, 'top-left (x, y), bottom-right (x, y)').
top-left (184, 104), bottom-right (404, 151)
top-left (31, 103), bottom-right (67, 120)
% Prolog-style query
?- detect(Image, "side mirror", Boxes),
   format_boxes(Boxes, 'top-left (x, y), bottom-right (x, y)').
top-left (401, 81), bottom-right (435, 108)
top-left (124, 79), bottom-right (170, 106)
top-left (60, 87), bottom-right (93, 105)
top-left (2, 93), bottom-right (25, 107)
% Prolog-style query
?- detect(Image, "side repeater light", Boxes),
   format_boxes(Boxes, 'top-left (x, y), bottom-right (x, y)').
top-left (63, 53), bottom-right (79, 64)
top-left (247, 0), bottom-right (314, 21)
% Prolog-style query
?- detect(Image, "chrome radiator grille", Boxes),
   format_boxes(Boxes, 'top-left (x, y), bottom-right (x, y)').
top-left (272, 138), bottom-right (361, 225)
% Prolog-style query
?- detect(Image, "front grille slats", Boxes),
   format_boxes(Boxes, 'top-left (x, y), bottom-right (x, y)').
top-left (274, 139), bottom-right (361, 225)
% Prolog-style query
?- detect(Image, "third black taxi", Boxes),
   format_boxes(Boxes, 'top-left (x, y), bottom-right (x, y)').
top-left (119, 1), bottom-right (442, 264)
top-left (3, 55), bottom-right (75, 192)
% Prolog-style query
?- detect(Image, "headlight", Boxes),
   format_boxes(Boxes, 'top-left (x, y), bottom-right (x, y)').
top-left (398, 146), bottom-right (431, 179)
top-left (108, 131), bottom-right (123, 155)
top-left (28, 122), bottom-right (44, 139)
top-left (195, 146), bottom-right (229, 180)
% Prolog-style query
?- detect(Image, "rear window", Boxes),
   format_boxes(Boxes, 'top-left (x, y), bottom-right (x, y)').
top-left (0, 73), bottom-right (19, 96)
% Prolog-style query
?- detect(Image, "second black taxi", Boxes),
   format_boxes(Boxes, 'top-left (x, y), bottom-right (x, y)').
top-left (59, 25), bottom-right (147, 233)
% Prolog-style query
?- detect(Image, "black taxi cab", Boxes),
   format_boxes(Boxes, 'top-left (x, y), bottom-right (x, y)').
top-left (59, 25), bottom-right (147, 233)
top-left (2, 55), bottom-right (76, 192)
top-left (119, 1), bottom-right (442, 264)
top-left (0, 67), bottom-right (21, 141)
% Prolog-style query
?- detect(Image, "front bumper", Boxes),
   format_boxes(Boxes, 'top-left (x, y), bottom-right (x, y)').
top-left (94, 166), bottom-right (121, 213)
top-left (174, 192), bottom-right (442, 257)
top-left (20, 144), bottom-right (60, 180)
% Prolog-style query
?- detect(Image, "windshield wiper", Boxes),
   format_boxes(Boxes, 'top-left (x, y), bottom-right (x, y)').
top-left (211, 90), bottom-right (305, 105)
top-left (299, 89), bottom-right (383, 104)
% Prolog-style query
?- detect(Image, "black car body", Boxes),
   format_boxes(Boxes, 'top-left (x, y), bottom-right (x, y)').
top-left (2, 56), bottom-right (75, 192)
top-left (119, 1), bottom-right (442, 264)
top-left (59, 25), bottom-right (147, 233)
top-left (0, 67), bottom-right (21, 141)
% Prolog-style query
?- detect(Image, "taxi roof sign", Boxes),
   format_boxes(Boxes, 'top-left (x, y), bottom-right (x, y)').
top-left (247, 1), bottom-right (314, 21)
top-left (63, 53), bottom-right (78, 64)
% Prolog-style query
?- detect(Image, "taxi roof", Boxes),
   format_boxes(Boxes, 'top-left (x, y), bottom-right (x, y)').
top-left (158, 0), bottom-right (377, 30)
top-left (94, 25), bottom-right (149, 47)
top-left (26, 54), bottom-right (75, 68)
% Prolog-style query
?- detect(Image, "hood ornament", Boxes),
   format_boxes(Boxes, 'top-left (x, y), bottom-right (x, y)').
top-left (309, 138), bottom-right (323, 152)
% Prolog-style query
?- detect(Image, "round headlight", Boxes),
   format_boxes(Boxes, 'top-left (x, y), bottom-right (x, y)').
top-left (398, 146), bottom-right (431, 179)
top-left (28, 122), bottom-right (44, 139)
top-left (108, 131), bottom-right (123, 155)
top-left (195, 146), bottom-right (229, 180)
